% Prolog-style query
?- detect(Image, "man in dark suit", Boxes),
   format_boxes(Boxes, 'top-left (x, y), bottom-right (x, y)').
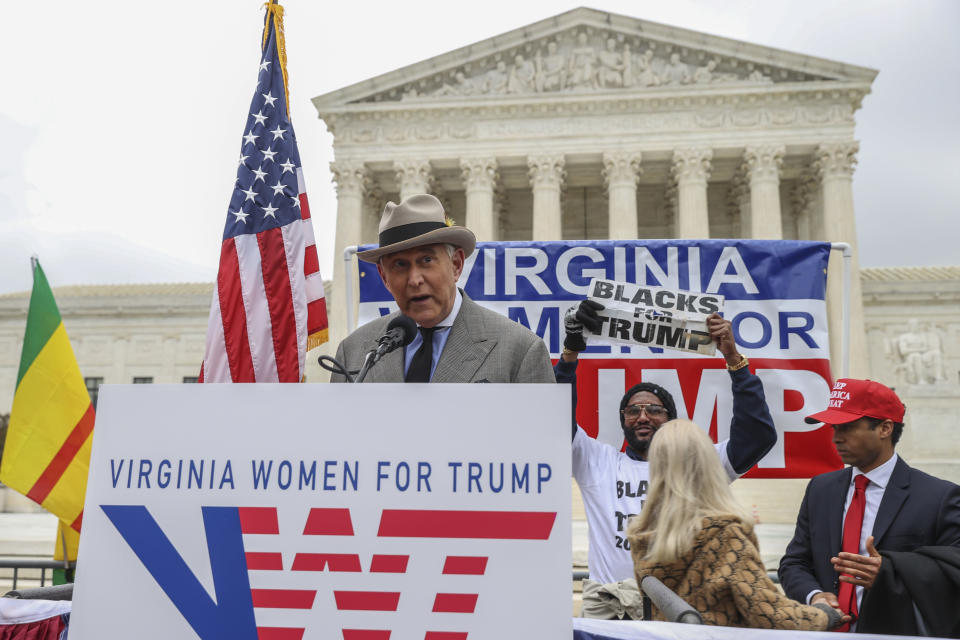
top-left (331, 194), bottom-right (554, 383)
top-left (779, 378), bottom-right (960, 632)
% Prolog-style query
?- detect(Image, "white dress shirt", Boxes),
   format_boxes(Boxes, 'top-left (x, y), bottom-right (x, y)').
top-left (844, 452), bottom-right (898, 613)
top-left (806, 453), bottom-right (900, 630)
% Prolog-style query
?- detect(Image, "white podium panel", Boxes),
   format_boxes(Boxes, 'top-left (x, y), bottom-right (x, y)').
top-left (71, 383), bottom-right (571, 639)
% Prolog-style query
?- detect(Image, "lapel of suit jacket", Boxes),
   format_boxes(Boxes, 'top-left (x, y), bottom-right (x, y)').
top-left (828, 467), bottom-right (853, 556)
top-left (871, 457), bottom-right (910, 545)
top-left (431, 295), bottom-right (494, 383)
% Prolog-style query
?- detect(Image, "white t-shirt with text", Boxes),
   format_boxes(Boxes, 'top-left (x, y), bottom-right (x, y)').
top-left (573, 426), bottom-right (738, 584)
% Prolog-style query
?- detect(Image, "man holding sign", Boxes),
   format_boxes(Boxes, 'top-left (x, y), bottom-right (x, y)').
top-left (559, 285), bottom-right (777, 618)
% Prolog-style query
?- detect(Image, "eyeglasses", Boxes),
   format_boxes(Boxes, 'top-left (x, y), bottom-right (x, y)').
top-left (621, 403), bottom-right (669, 420)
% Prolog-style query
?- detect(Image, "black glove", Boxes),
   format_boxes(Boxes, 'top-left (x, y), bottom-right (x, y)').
top-left (563, 300), bottom-right (604, 352)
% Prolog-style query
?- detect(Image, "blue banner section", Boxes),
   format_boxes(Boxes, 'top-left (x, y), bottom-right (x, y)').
top-left (358, 239), bottom-right (831, 303)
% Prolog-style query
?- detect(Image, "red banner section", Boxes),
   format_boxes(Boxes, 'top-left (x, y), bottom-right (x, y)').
top-left (568, 357), bottom-right (841, 478)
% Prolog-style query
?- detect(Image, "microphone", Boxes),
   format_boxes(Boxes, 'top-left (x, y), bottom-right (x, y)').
top-left (377, 314), bottom-right (417, 356)
top-left (354, 315), bottom-right (417, 382)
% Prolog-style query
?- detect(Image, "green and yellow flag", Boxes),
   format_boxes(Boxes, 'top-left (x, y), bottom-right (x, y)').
top-left (0, 259), bottom-right (93, 532)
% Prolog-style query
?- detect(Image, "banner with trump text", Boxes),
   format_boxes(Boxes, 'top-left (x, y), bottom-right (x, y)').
top-left (71, 383), bottom-right (571, 639)
top-left (357, 239), bottom-right (842, 478)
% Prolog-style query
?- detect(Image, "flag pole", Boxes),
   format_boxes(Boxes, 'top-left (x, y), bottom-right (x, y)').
top-left (59, 526), bottom-right (69, 569)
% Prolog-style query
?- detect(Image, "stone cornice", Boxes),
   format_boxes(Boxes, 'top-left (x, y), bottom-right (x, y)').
top-left (312, 7), bottom-right (876, 110)
top-left (317, 80), bottom-right (873, 120)
top-left (861, 266), bottom-right (960, 282)
top-left (320, 90), bottom-right (865, 156)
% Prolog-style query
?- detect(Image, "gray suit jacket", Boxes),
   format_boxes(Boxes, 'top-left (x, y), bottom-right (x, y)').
top-left (330, 293), bottom-right (555, 383)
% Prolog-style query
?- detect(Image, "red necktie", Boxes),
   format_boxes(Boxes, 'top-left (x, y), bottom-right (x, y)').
top-left (836, 474), bottom-right (870, 632)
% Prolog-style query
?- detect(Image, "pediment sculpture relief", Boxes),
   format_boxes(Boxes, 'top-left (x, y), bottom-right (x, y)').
top-left (378, 30), bottom-right (800, 103)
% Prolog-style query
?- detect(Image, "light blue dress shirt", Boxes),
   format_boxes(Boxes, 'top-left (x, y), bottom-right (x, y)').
top-left (402, 290), bottom-right (463, 380)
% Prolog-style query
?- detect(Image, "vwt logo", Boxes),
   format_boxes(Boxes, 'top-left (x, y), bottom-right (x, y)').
top-left (101, 505), bottom-right (556, 639)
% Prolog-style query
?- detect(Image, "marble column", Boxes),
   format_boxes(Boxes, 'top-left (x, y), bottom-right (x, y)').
top-left (790, 170), bottom-right (819, 241)
top-left (743, 145), bottom-right (785, 239)
top-left (816, 142), bottom-right (869, 378)
top-left (602, 151), bottom-right (642, 239)
top-left (329, 159), bottom-right (370, 347)
top-left (393, 159), bottom-right (433, 201)
top-left (727, 170), bottom-right (749, 238)
top-left (527, 154), bottom-right (566, 240)
top-left (671, 148), bottom-right (713, 239)
top-left (460, 157), bottom-right (499, 241)
top-left (361, 186), bottom-right (384, 245)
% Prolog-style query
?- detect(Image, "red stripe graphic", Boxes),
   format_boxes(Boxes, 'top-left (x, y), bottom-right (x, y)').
top-left (303, 508), bottom-right (353, 535)
top-left (251, 589), bottom-right (316, 609)
top-left (370, 555), bottom-right (409, 573)
top-left (292, 553), bottom-right (361, 572)
top-left (217, 238), bottom-right (255, 381)
top-left (378, 510), bottom-right (556, 540)
top-left (239, 507), bottom-right (279, 534)
top-left (334, 591), bottom-right (400, 611)
top-left (26, 403), bottom-right (95, 507)
top-left (442, 557), bottom-right (487, 575)
top-left (257, 628), bottom-right (305, 640)
top-left (257, 227), bottom-right (299, 382)
top-left (342, 631), bottom-right (390, 640)
top-left (432, 594), bottom-right (478, 614)
top-left (424, 633), bottom-right (468, 640)
top-left (246, 552), bottom-right (283, 570)
top-left (70, 510), bottom-right (83, 532)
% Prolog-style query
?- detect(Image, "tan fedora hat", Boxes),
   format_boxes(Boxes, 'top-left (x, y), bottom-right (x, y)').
top-left (356, 194), bottom-right (476, 263)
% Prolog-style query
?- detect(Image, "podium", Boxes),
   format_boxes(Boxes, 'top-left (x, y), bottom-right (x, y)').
top-left (69, 383), bottom-right (571, 639)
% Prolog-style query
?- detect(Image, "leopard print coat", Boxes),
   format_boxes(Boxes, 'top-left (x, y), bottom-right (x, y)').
top-left (631, 515), bottom-right (829, 630)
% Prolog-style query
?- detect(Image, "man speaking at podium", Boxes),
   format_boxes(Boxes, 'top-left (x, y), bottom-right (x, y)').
top-left (331, 194), bottom-right (554, 383)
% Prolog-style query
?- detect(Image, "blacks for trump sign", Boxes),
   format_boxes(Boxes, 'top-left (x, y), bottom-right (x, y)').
top-left (585, 278), bottom-right (724, 356)
top-left (70, 384), bottom-right (572, 639)
top-left (358, 239), bottom-right (841, 479)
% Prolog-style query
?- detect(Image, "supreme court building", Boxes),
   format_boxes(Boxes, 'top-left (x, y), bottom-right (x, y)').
top-left (1, 9), bottom-right (959, 551)
top-left (313, 7), bottom-right (876, 377)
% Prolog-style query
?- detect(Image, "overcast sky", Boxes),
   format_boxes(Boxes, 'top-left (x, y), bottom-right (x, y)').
top-left (1, 0), bottom-right (957, 295)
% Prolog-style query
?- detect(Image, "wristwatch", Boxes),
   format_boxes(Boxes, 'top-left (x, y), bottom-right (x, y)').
top-left (727, 354), bottom-right (749, 371)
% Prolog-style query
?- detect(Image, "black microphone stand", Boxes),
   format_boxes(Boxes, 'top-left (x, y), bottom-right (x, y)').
top-left (317, 315), bottom-right (417, 383)
top-left (354, 342), bottom-right (389, 383)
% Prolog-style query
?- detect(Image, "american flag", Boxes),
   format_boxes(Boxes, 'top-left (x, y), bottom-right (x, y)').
top-left (201, 2), bottom-right (327, 383)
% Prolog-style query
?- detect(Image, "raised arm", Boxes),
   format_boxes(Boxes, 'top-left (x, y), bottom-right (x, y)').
top-left (556, 300), bottom-right (604, 440)
top-left (709, 313), bottom-right (777, 474)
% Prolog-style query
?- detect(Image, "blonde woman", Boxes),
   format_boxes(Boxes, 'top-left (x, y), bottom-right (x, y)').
top-left (626, 419), bottom-right (846, 630)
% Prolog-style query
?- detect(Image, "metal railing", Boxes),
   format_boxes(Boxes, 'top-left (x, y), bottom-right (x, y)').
top-left (0, 558), bottom-right (74, 592)
top-left (572, 569), bottom-right (780, 583)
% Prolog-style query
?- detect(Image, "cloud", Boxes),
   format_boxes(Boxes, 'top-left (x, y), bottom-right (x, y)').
top-left (0, 228), bottom-right (215, 295)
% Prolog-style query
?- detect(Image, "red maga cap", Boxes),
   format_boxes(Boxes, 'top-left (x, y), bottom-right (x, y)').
top-left (805, 378), bottom-right (905, 425)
